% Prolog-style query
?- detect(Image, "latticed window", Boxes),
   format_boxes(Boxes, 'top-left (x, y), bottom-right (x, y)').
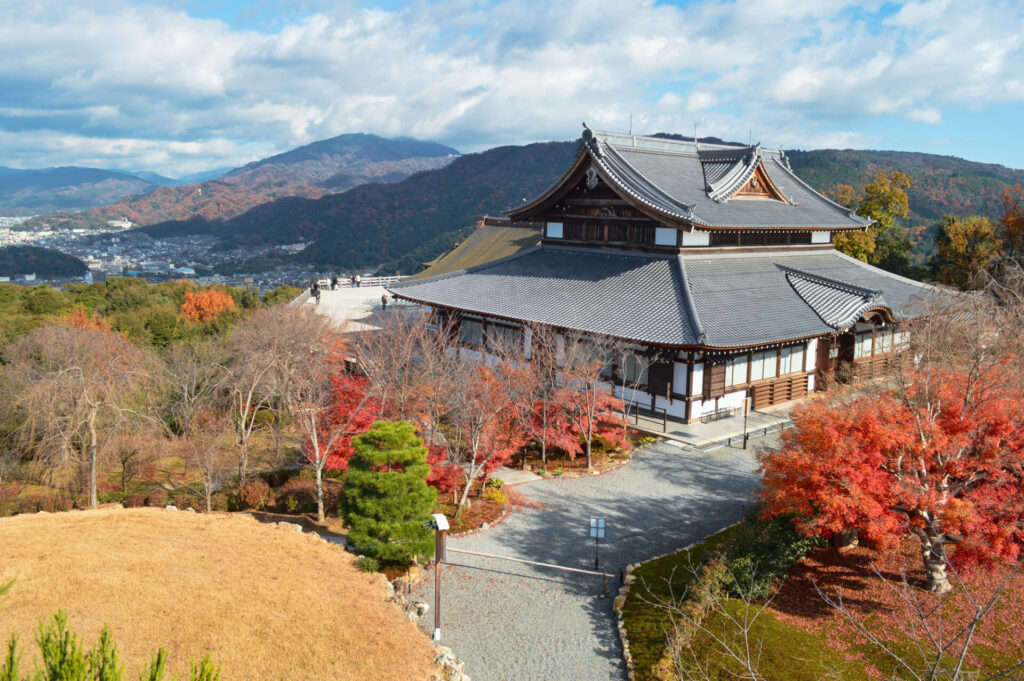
top-left (486, 323), bottom-right (523, 352)
top-left (461, 319), bottom-right (483, 346)
top-left (854, 332), bottom-right (873, 359)
top-left (631, 225), bottom-right (655, 244)
top-left (622, 354), bottom-right (649, 385)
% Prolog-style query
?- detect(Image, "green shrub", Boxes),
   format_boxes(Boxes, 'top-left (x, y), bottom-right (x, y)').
top-left (355, 556), bottom-right (380, 574)
top-left (96, 492), bottom-right (129, 505)
top-left (0, 612), bottom-right (220, 681)
top-left (719, 512), bottom-right (826, 598)
top-left (485, 477), bottom-right (503, 489)
top-left (342, 421), bottom-right (437, 566)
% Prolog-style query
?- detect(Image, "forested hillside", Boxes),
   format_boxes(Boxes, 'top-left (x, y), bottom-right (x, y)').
top-left (787, 149), bottom-right (1024, 257)
top-left (92, 180), bottom-right (290, 226)
top-left (223, 132), bottom-right (459, 193)
top-left (136, 139), bottom-right (1024, 273)
top-left (19, 134), bottom-right (460, 229)
top-left (142, 141), bottom-right (577, 271)
top-left (0, 245), bottom-right (88, 278)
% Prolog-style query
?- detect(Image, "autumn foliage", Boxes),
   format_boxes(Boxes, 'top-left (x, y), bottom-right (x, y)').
top-left (180, 288), bottom-right (235, 323)
top-left (760, 367), bottom-right (1024, 592)
top-left (316, 375), bottom-right (381, 471)
top-left (64, 306), bottom-right (111, 332)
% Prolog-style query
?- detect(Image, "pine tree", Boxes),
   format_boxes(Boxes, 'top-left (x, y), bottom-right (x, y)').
top-left (342, 421), bottom-right (437, 565)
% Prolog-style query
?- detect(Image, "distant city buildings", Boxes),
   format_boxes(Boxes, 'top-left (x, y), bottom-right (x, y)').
top-left (0, 218), bottom-right (325, 290)
top-left (0, 216), bottom-right (33, 228)
top-left (106, 217), bottom-right (133, 229)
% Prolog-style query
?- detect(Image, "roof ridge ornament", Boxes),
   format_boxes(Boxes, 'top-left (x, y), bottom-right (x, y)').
top-left (580, 124), bottom-right (602, 159)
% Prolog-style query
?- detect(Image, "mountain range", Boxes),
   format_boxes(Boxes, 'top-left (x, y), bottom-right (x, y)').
top-left (136, 138), bottom-right (1024, 274)
top-left (9, 131), bottom-right (1024, 277)
top-left (6, 133), bottom-right (460, 225)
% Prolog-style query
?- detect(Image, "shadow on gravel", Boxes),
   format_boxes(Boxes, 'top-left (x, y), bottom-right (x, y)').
top-left (413, 441), bottom-right (767, 681)
top-left (491, 448), bottom-right (762, 593)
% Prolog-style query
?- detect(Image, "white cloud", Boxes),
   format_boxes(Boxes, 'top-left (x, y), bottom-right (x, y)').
top-left (0, 0), bottom-right (1022, 174)
top-left (907, 107), bottom-right (942, 124)
top-left (685, 91), bottom-right (718, 113)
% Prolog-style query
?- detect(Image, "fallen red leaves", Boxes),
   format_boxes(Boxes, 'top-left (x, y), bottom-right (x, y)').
top-left (770, 539), bottom-right (1024, 677)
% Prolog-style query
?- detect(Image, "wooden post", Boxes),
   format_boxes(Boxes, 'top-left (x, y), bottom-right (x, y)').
top-left (742, 395), bottom-right (750, 449)
top-left (433, 527), bottom-right (446, 642)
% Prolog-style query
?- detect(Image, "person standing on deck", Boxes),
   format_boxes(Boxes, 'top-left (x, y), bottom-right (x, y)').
top-left (381, 292), bottom-right (388, 311)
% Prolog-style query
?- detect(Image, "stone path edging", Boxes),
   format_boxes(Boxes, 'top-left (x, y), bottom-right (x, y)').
top-left (612, 521), bottom-right (742, 681)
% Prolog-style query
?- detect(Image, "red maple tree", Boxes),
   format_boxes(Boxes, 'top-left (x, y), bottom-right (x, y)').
top-left (447, 363), bottom-right (528, 514)
top-left (425, 444), bottom-right (464, 504)
top-left (556, 375), bottom-right (627, 468)
top-left (317, 375), bottom-right (382, 471)
top-left (759, 366), bottom-right (1024, 593)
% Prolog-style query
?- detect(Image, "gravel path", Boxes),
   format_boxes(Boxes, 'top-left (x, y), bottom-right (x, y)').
top-left (412, 436), bottom-right (776, 681)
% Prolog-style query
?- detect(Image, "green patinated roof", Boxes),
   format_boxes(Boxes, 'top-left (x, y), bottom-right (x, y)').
top-left (409, 222), bottom-right (541, 280)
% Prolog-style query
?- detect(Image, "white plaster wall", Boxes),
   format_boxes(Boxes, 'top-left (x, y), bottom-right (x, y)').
top-left (682, 230), bottom-right (710, 247)
top-left (805, 338), bottom-right (817, 372)
top-left (690, 362), bottom-right (704, 396)
top-left (692, 389), bottom-right (747, 419)
top-left (524, 327), bottom-right (533, 359)
top-left (673, 361), bottom-right (687, 394)
top-left (617, 385), bottom-right (653, 409)
top-left (652, 395), bottom-right (688, 419)
top-left (655, 227), bottom-right (677, 246)
top-left (811, 231), bottom-right (830, 244)
top-left (808, 374), bottom-right (816, 392)
top-left (547, 222), bottom-right (563, 238)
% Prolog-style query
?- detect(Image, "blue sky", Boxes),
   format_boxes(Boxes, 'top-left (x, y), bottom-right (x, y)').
top-left (1, 0), bottom-right (1022, 176)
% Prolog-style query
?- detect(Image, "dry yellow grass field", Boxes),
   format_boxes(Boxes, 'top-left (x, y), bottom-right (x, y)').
top-left (0, 507), bottom-right (438, 681)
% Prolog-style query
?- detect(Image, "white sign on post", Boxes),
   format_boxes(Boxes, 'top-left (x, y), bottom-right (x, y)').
top-left (590, 517), bottom-right (605, 539)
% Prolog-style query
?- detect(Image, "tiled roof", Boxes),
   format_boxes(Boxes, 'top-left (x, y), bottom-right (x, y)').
top-left (393, 246), bottom-right (701, 346)
top-left (780, 266), bottom-right (884, 329)
top-left (511, 126), bottom-right (872, 231)
top-left (409, 223), bottom-right (540, 280)
top-left (392, 245), bottom-right (937, 349)
top-left (682, 250), bottom-right (933, 347)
